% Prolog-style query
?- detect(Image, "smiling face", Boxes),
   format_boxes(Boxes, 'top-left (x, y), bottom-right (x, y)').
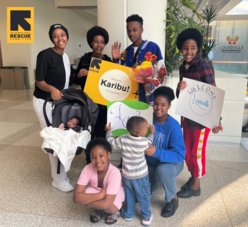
top-left (126, 21), bottom-right (143, 46)
top-left (67, 117), bottom-right (79, 129)
top-left (181, 39), bottom-right (198, 64)
top-left (91, 35), bottom-right (105, 55)
top-left (90, 145), bottom-right (110, 172)
top-left (153, 96), bottom-right (171, 121)
top-left (52, 28), bottom-right (68, 49)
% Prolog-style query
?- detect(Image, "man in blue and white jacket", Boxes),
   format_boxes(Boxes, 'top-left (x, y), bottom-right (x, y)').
top-left (112, 14), bottom-right (164, 106)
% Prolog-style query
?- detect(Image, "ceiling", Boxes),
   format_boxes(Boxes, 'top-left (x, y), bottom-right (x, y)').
top-left (71, 9), bottom-right (97, 25)
top-left (190, 0), bottom-right (248, 20)
top-left (56, 0), bottom-right (248, 26)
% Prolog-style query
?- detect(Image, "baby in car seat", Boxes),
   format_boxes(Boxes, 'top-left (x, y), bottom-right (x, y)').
top-left (59, 116), bottom-right (81, 131)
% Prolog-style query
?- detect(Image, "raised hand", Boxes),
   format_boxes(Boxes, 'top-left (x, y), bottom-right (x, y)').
top-left (112, 41), bottom-right (122, 61)
top-left (149, 124), bottom-right (155, 135)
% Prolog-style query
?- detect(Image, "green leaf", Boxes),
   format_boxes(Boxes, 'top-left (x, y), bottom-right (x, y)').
top-left (171, 37), bottom-right (176, 45)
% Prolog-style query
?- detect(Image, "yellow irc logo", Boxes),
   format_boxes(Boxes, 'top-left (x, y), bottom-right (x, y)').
top-left (7, 7), bottom-right (34, 43)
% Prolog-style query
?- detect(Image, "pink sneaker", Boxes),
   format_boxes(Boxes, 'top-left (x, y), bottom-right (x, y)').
top-left (142, 214), bottom-right (153, 226)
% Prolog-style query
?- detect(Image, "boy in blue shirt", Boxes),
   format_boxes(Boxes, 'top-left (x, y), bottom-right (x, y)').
top-left (145, 86), bottom-right (186, 218)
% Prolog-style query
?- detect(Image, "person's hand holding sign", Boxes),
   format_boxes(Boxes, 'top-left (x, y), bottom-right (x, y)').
top-left (77, 69), bottom-right (88, 78)
top-left (177, 81), bottom-right (187, 90)
top-left (212, 124), bottom-right (223, 134)
top-left (105, 122), bottom-right (111, 132)
top-left (112, 41), bottom-right (123, 61)
top-left (144, 83), bottom-right (152, 91)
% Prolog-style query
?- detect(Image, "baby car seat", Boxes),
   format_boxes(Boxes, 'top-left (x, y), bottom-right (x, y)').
top-left (43, 88), bottom-right (99, 173)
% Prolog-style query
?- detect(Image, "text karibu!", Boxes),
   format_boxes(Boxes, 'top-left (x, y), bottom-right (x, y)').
top-left (100, 79), bottom-right (130, 92)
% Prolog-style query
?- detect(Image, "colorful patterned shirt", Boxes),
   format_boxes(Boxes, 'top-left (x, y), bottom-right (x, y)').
top-left (118, 40), bottom-right (163, 105)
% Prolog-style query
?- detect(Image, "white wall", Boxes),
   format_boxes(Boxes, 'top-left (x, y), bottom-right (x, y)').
top-left (0, 0), bottom-right (31, 74)
top-left (0, 0), bottom-right (95, 87)
top-left (97, 0), bottom-right (166, 58)
top-left (126, 0), bottom-right (166, 56)
top-left (27, 0), bottom-right (95, 86)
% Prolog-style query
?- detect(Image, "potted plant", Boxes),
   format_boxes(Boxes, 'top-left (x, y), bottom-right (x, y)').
top-left (201, 5), bottom-right (218, 61)
top-left (164, 1), bottom-right (218, 73)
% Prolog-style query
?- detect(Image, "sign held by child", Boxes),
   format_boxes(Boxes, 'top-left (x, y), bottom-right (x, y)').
top-left (175, 78), bottom-right (225, 129)
top-left (107, 100), bottom-right (153, 137)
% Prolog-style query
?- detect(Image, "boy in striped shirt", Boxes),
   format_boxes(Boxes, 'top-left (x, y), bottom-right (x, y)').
top-left (105, 116), bottom-right (154, 226)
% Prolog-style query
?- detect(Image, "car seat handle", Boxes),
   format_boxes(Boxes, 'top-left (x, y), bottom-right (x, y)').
top-left (43, 97), bottom-right (53, 127)
top-left (43, 95), bottom-right (91, 129)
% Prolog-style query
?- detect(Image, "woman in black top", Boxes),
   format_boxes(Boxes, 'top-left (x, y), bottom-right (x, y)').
top-left (33, 24), bottom-right (73, 193)
top-left (74, 26), bottom-right (112, 153)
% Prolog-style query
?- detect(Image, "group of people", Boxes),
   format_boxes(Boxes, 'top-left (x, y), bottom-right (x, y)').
top-left (33, 14), bottom-right (223, 226)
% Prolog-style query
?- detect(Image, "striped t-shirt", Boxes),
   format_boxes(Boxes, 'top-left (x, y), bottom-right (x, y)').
top-left (106, 131), bottom-right (153, 180)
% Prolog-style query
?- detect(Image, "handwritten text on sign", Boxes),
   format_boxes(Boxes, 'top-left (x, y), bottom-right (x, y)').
top-left (107, 101), bottom-right (153, 137)
top-left (175, 78), bottom-right (225, 129)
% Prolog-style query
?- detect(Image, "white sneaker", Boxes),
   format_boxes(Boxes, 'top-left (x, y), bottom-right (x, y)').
top-left (52, 180), bottom-right (74, 192)
top-left (142, 214), bottom-right (153, 226)
top-left (65, 177), bottom-right (70, 183)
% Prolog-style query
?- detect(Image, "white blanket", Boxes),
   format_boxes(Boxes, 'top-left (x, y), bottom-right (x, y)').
top-left (40, 127), bottom-right (91, 172)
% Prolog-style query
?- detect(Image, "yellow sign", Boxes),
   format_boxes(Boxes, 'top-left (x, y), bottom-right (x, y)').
top-left (7, 7), bottom-right (34, 43)
top-left (84, 58), bottom-right (139, 106)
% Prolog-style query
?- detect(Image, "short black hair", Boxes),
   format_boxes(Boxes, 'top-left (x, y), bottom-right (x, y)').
top-left (126, 116), bottom-right (147, 135)
top-left (154, 86), bottom-right (175, 104)
top-left (176, 28), bottom-right (203, 51)
top-left (126, 14), bottom-right (143, 26)
top-left (86, 138), bottom-right (112, 157)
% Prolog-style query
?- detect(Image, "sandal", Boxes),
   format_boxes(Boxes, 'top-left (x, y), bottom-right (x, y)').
top-left (105, 210), bottom-right (120, 225)
top-left (90, 209), bottom-right (105, 223)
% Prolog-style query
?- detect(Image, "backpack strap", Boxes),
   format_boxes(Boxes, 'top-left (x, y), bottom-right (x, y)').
top-left (132, 40), bottom-right (145, 65)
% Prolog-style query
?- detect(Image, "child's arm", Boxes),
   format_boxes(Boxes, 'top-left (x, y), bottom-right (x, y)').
top-left (87, 194), bottom-right (117, 210)
top-left (88, 169), bottom-right (121, 210)
top-left (105, 123), bottom-right (123, 150)
top-left (147, 124), bottom-right (155, 144)
top-left (73, 185), bottom-right (106, 205)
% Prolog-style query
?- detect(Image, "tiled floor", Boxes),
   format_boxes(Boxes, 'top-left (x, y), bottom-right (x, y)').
top-left (0, 88), bottom-right (248, 227)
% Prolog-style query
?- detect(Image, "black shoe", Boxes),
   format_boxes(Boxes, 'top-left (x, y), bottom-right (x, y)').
top-left (181, 177), bottom-right (192, 190)
top-left (177, 185), bottom-right (201, 198)
top-left (161, 198), bottom-right (179, 218)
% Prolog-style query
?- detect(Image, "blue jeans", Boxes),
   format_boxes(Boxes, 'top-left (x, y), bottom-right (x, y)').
top-left (122, 175), bottom-right (151, 220)
top-left (148, 161), bottom-right (184, 203)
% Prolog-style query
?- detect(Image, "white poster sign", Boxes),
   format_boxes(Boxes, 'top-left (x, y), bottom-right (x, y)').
top-left (107, 100), bottom-right (153, 137)
top-left (175, 78), bottom-right (225, 129)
